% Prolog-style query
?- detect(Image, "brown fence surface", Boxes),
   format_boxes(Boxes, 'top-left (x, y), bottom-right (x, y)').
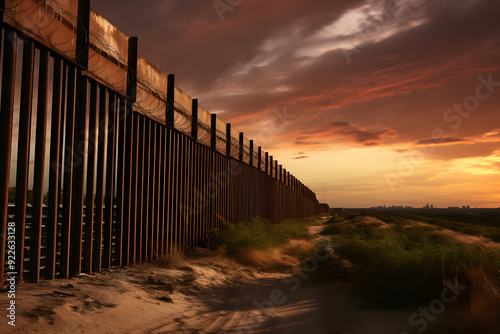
top-left (0, 0), bottom-right (326, 284)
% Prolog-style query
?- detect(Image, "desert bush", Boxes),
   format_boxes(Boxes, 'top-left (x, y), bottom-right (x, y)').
top-left (325, 223), bottom-right (500, 306)
top-left (449, 266), bottom-right (500, 334)
top-left (364, 209), bottom-right (500, 242)
top-left (211, 215), bottom-right (315, 259)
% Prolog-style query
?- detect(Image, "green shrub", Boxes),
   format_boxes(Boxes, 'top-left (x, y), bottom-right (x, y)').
top-left (320, 224), bottom-right (343, 236)
top-left (325, 224), bottom-right (500, 306)
top-left (364, 209), bottom-right (500, 243)
top-left (211, 216), bottom-right (314, 257)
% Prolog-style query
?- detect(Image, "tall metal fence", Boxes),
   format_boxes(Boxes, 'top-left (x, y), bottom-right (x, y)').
top-left (0, 0), bottom-right (326, 284)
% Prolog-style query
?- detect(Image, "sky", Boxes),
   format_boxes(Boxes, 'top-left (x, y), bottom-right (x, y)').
top-left (92, 0), bottom-right (500, 208)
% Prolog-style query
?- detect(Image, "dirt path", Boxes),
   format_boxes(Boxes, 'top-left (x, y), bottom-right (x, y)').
top-left (150, 215), bottom-right (423, 334)
top-left (307, 215), bottom-right (331, 241)
top-left (174, 278), bottom-right (417, 334)
top-left (0, 215), bottom-right (446, 334)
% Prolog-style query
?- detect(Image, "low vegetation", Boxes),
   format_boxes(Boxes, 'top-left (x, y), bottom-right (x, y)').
top-left (334, 208), bottom-right (500, 242)
top-left (321, 209), bottom-right (500, 333)
top-left (210, 215), bottom-right (319, 267)
top-left (208, 209), bottom-right (500, 332)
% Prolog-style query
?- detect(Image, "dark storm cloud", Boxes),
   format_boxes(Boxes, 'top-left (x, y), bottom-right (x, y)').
top-left (331, 121), bottom-right (351, 128)
top-left (330, 121), bottom-right (395, 144)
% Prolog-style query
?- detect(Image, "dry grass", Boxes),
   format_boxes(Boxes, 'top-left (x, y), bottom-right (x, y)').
top-left (151, 247), bottom-right (186, 268)
top-left (283, 239), bottom-right (317, 254)
top-left (236, 247), bottom-right (300, 270)
top-left (450, 266), bottom-right (500, 334)
top-left (235, 239), bottom-right (317, 270)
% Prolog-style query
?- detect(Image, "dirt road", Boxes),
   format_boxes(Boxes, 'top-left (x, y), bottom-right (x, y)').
top-left (1, 216), bottom-right (452, 334)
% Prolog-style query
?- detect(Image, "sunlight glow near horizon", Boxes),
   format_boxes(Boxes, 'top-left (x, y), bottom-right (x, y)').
top-left (275, 146), bottom-right (500, 208)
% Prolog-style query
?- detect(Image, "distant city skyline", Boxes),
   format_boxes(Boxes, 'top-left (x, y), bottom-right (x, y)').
top-left (369, 204), bottom-right (479, 210)
top-left (320, 194), bottom-right (497, 209)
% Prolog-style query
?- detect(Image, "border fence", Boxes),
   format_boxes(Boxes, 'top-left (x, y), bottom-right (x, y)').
top-left (0, 0), bottom-right (326, 284)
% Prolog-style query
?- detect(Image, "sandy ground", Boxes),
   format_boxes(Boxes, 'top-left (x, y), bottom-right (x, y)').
top-left (0, 254), bottom-right (421, 334)
top-left (0, 215), bottom-right (459, 334)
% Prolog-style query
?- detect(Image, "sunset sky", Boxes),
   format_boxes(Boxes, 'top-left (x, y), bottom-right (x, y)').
top-left (93, 0), bottom-right (500, 208)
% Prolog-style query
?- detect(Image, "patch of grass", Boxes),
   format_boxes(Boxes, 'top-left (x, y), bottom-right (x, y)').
top-left (449, 266), bottom-right (500, 334)
top-left (318, 211), bottom-right (500, 331)
top-left (211, 215), bottom-right (316, 259)
top-left (282, 239), bottom-right (317, 258)
top-left (408, 214), bottom-right (500, 243)
top-left (358, 211), bottom-right (411, 227)
top-left (328, 209), bottom-right (363, 222)
top-left (362, 209), bottom-right (500, 242)
top-left (319, 224), bottom-right (343, 236)
top-left (152, 248), bottom-right (186, 268)
top-left (322, 219), bottom-right (500, 307)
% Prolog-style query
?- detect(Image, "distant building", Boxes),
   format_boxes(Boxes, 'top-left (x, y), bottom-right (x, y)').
top-left (372, 205), bottom-right (414, 209)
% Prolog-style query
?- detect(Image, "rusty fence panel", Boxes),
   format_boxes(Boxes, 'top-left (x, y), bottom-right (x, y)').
top-left (1, 11), bottom-right (326, 285)
top-left (60, 65), bottom-right (76, 279)
top-left (14, 39), bottom-right (33, 280)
